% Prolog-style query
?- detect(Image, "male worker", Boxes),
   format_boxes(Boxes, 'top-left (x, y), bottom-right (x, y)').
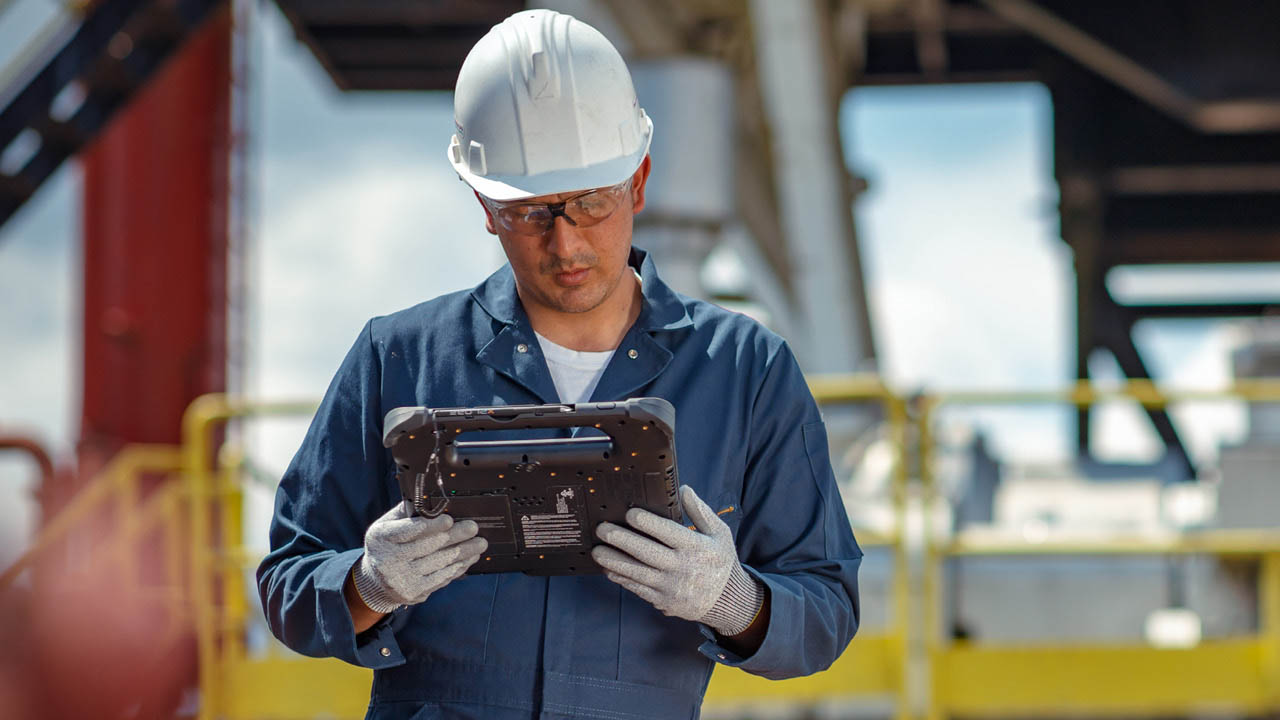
top-left (257, 9), bottom-right (861, 719)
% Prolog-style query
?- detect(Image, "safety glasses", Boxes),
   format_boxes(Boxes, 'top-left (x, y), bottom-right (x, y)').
top-left (484, 180), bottom-right (631, 235)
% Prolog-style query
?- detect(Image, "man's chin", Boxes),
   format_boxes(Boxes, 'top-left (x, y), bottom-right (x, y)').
top-left (546, 287), bottom-right (607, 314)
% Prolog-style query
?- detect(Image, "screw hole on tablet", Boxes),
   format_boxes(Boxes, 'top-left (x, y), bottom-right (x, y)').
top-left (602, 451), bottom-right (610, 459)
top-left (576, 470), bottom-right (584, 476)
top-left (618, 420), bottom-right (626, 425)
top-left (568, 566), bottom-right (576, 572)
top-left (522, 454), bottom-right (529, 463)
top-left (463, 458), bottom-right (471, 466)
top-left (658, 454), bottom-right (666, 460)
top-left (600, 504), bottom-right (608, 510)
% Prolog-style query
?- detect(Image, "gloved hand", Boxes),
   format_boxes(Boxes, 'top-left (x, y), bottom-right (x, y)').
top-left (352, 502), bottom-right (488, 614)
top-left (592, 485), bottom-right (764, 636)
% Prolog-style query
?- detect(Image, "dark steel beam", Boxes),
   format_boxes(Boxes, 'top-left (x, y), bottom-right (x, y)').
top-left (0, 0), bottom-right (226, 233)
top-left (1095, 287), bottom-right (1195, 480)
top-left (1122, 303), bottom-right (1279, 319)
top-left (274, 0), bottom-right (522, 27)
top-left (1105, 229), bottom-right (1280, 265)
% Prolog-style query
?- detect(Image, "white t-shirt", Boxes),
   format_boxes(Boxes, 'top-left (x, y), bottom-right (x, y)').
top-left (534, 331), bottom-right (615, 403)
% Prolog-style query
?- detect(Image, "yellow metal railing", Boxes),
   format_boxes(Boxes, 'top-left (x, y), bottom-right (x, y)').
top-left (177, 381), bottom-right (912, 720)
top-left (10, 378), bottom-right (1280, 720)
top-left (0, 443), bottom-right (184, 593)
top-left (919, 381), bottom-right (1280, 720)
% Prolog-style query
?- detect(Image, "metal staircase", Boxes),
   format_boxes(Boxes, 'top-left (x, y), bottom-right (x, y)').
top-left (0, 0), bottom-right (223, 232)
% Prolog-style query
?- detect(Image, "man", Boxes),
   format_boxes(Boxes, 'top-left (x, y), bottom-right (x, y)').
top-left (257, 9), bottom-right (861, 719)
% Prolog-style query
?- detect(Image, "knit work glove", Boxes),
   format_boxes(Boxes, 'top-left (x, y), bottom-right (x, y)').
top-left (592, 485), bottom-right (764, 636)
top-left (351, 502), bottom-right (488, 614)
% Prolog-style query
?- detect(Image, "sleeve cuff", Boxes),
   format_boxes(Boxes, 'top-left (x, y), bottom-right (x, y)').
top-left (316, 548), bottom-right (407, 669)
top-left (697, 565), bottom-right (784, 674)
top-left (699, 562), bottom-right (764, 636)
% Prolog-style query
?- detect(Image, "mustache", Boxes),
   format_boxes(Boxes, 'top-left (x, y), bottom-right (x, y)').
top-left (541, 253), bottom-right (597, 273)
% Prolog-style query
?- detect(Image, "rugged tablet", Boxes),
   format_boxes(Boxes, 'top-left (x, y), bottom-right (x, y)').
top-left (382, 398), bottom-right (680, 575)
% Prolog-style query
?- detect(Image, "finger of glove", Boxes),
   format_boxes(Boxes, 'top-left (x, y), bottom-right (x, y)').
top-left (604, 571), bottom-right (667, 610)
top-left (597, 521), bottom-right (679, 570)
top-left (405, 519), bottom-right (479, 560)
top-left (410, 535), bottom-right (487, 575)
top-left (680, 485), bottom-right (727, 538)
top-left (590, 544), bottom-right (667, 588)
top-left (372, 513), bottom-right (454, 545)
top-left (621, 507), bottom-right (700, 550)
top-left (408, 554), bottom-right (481, 604)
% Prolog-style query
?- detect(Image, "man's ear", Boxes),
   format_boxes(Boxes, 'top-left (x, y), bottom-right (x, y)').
top-left (630, 154), bottom-right (652, 215)
top-left (473, 191), bottom-right (498, 235)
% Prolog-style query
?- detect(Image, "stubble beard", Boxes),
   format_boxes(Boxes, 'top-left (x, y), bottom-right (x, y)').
top-left (539, 252), bottom-right (619, 314)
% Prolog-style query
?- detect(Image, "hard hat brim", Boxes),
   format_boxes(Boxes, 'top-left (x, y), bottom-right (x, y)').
top-left (451, 116), bottom-right (653, 202)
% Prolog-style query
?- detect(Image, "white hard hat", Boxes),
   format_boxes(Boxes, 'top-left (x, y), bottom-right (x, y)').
top-left (448, 9), bottom-right (654, 202)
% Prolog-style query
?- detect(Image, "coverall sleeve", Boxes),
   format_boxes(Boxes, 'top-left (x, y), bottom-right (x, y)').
top-left (255, 319), bottom-right (407, 669)
top-left (701, 342), bottom-right (862, 678)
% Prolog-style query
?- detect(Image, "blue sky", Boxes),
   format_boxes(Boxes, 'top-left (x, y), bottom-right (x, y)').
top-left (0, 4), bottom-right (1262, 559)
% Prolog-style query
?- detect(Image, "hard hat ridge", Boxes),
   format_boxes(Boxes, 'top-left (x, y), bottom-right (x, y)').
top-left (449, 8), bottom-right (653, 202)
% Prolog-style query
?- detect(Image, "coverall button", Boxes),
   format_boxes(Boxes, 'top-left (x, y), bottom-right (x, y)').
top-left (717, 653), bottom-right (726, 660)
top-left (627, 349), bottom-right (638, 359)
top-left (380, 647), bottom-right (391, 657)
top-left (516, 343), bottom-right (529, 353)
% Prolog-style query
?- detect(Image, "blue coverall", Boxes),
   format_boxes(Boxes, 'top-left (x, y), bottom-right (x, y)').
top-left (257, 249), bottom-right (862, 719)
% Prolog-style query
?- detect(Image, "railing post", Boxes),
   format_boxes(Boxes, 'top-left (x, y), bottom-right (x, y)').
top-left (917, 396), bottom-right (944, 720)
top-left (219, 445), bottom-right (248, 664)
top-left (886, 393), bottom-right (914, 720)
top-left (1262, 551), bottom-right (1280, 708)
top-left (183, 394), bottom-right (230, 720)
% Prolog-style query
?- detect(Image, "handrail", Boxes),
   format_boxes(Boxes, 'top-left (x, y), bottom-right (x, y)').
top-left (18, 378), bottom-right (1278, 720)
top-left (181, 394), bottom-right (320, 720)
top-left (946, 529), bottom-right (1280, 556)
top-left (0, 443), bottom-right (181, 590)
top-left (927, 378), bottom-right (1280, 408)
top-left (178, 387), bottom-right (912, 720)
top-left (0, 432), bottom-right (55, 488)
top-left (918, 379), bottom-right (1280, 720)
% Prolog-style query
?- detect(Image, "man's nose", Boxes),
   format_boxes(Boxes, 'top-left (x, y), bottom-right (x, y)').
top-left (545, 214), bottom-right (587, 254)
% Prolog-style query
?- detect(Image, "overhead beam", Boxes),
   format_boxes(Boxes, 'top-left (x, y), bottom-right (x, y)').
top-left (978, 0), bottom-right (1280, 133)
top-left (1121, 303), bottom-right (1279, 320)
top-left (272, 0), bottom-right (521, 26)
top-left (1108, 164), bottom-right (1280, 196)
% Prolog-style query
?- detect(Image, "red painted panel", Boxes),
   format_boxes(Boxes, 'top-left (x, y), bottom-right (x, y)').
top-left (80, 9), bottom-right (231, 468)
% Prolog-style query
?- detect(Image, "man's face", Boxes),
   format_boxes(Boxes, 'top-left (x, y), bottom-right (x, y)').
top-left (478, 157), bottom-right (651, 317)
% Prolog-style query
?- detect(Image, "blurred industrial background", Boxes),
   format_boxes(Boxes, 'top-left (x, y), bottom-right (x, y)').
top-left (2, 0), bottom-right (1280, 718)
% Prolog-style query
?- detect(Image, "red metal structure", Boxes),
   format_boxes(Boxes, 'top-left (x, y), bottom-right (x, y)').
top-left (1, 6), bottom-right (233, 718)
top-left (78, 7), bottom-right (230, 481)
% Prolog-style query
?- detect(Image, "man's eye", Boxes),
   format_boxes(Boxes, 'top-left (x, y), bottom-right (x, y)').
top-left (575, 195), bottom-right (609, 215)
top-left (507, 206), bottom-right (545, 223)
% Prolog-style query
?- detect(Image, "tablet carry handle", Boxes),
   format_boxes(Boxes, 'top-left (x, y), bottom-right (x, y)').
top-left (381, 399), bottom-right (675, 448)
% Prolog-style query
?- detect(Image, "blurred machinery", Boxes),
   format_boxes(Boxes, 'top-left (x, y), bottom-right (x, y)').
top-left (3, 0), bottom-right (1280, 719)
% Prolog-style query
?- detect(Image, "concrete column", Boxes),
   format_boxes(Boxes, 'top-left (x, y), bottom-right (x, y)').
top-left (747, 0), bottom-right (875, 373)
top-left (629, 58), bottom-right (735, 299)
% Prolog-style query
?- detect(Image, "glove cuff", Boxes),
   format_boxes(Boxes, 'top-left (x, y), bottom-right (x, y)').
top-left (700, 562), bottom-right (764, 637)
top-left (352, 555), bottom-right (403, 615)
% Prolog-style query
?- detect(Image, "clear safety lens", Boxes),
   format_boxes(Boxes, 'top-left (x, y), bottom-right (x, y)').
top-left (491, 182), bottom-right (630, 235)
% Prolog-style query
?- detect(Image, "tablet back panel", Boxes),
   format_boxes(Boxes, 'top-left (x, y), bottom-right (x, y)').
top-left (383, 398), bottom-right (680, 575)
